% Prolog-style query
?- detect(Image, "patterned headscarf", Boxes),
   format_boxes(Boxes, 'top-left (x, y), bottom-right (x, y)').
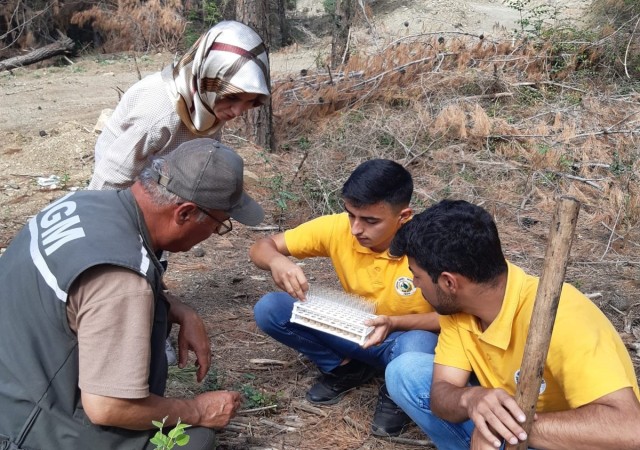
top-left (162, 21), bottom-right (271, 136)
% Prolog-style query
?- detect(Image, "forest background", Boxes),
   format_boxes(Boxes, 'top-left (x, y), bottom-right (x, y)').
top-left (1, 0), bottom-right (640, 449)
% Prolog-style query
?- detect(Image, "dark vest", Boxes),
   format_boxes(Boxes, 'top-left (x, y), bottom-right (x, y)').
top-left (0, 189), bottom-right (167, 450)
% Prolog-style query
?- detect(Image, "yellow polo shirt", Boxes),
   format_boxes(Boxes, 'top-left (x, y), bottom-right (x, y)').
top-left (284, 213), bottom-right (433, 316)
top-left (434, 262), bottom-right (640, 411)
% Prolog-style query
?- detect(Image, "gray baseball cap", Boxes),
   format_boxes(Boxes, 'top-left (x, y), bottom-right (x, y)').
top-left (151, 139), bottom-right (264, 226)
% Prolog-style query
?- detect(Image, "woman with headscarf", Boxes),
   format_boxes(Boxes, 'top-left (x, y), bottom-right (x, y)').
top-left (89, 20), bottom-right (271, 190)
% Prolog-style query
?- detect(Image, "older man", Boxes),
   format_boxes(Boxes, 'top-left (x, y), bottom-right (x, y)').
top-left (0, 139), bottom-right (263, 450)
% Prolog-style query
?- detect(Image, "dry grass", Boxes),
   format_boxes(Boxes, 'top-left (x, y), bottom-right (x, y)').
top-left (249, 34), bottom-right (640, 422)
top-left (268, 32), bottom-right (640, 237)
top-left (71, 0), bottom-right (187, 52)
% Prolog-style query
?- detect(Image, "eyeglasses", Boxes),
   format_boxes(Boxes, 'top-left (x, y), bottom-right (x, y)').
top-left (196, 206), bottom-right (233, 235)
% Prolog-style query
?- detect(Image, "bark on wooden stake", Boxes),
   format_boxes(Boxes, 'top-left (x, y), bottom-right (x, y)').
top-left (505, 196), bottom-right (580, 450)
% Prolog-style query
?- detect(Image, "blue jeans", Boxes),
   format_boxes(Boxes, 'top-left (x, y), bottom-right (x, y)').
top-left (386, 352), bottom-right (475, 450)
top-left (253, 292), bottom-right (438, 372)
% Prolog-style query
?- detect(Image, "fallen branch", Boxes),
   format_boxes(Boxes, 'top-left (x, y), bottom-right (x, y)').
top-left (387, 436), bottom-right (434, 446)
top-left (342, 415), bottom-right (366, 432)
top-left (246, 225), bottom-right (281, 231)
top-left (228, 419), bottom-right (253, 428)
top-left (623, 15), bottom-right (640, 79)
top-left (488, 126), bottom-right (640, 142)
top-left (0, 36), bottom-right (74, 72)
top-left (240, 405), bottom-right (279, 414)
top-left (600, 222), bottom-right (640, 248)
top-left (347, 54), bottom-right (452, 91)
top-left (258, 418), bottom-right (297, 432)
top-left (224, 423), bottom-right (250, 433)
top-left (384, 30), bottom-right (490, 50)
top-left (623, 302), bottom-right (640, 332)
top-left (357, 0), bottom-right (379, 46)
top-left (461, 92), bottom-right (513, 100)
top-left (600, 205), bottom-right (624, 260)
top-left (574, 260), bottom-right (640, 266)
top-left (249, 358), bottom-right (291, 366)
top-left (512, 81), bottom-right (587, 94)
top-left (291, 400), bottom-right (328, 417)
top-left (550, 171), bottom-right (604, 190)
top-left (566, 128), bottom-right (640, 141)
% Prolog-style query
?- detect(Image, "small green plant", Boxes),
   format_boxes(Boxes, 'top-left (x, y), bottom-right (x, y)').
top-left (297, 136), bottom-right (311, 151)
top-left (536, 143), bottom-right (551, 155)
top-left (237, 381), bottom-right (281, 409)
top-left (611, 152), bottom-right (632, 177)
top-left (558, 154), bottom-right (573, 171)
top-left (314, 49), bottom-right (327, 69)
top-left (376, 132), bottom-right (395, 148)
top-left (517, 85), bottom-right (543, 106)
top-left (150, 416), bottom-right (191, 450)
top-left (60, 173), bottom-right (71, 188)
top-left (539, 171), bottom-right (560, 187)
top-left (504, 0), bottom-right (562, 37)
top-left (200, 366), bottom-right (223, 392)
top-left (257, 150), bottom-right (273, 164)
top-left (459, 167), bottom-right (477, 183)
top-left (96, 57), bottom-right (116, 66)
top-left (168, 365), bottom-right (222, 393)
top-left (239, 384), bottom-right (269, 408)
top-left (269, 174), bottom-right (299, 212)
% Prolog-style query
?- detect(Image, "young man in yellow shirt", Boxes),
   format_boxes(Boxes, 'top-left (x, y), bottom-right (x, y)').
top-left (250, 159), bottom-right (440, 436)
top-left (387, 199), bottom-right (640, 449)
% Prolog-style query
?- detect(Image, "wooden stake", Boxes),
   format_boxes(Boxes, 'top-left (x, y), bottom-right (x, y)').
top-left (505, 196), bottom-right (580, 450)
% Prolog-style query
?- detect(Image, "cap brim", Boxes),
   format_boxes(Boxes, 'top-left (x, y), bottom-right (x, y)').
top-left (228, 192), bottom-right (264, 226)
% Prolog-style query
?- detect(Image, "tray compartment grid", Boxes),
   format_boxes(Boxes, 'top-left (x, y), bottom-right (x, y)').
top-left (290, 287), bottom-right (377, 346)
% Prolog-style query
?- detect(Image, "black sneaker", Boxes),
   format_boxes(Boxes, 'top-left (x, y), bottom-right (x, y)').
top-left (371, 383), bottom-right (412, 437)
top-left (305, 360), bottom-right (376, 405)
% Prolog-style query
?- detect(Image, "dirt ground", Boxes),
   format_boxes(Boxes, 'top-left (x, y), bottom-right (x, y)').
top-left (0, 50), bottom-right (436, 448)
top-left (1, 0), bottom-right (638, 449)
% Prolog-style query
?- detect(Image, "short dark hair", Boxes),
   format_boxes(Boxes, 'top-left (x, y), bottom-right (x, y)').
top-left (341, 159), bottom-right (413, 208)
top-left (390, 200), bottom-right (507, 283)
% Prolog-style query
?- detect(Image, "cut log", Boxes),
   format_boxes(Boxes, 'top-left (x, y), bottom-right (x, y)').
top-left (0, 36), bottom-right (74, 72)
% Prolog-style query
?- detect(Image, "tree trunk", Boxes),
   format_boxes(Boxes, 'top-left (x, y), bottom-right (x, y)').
top-left (330, 0), bottom-right (352, 69)
top-left (236, 0), bottom-right (275, 150)
top-left (276, 0), bottom-right (292, 47)
top-left (0, 36), bottom-right (74, 72)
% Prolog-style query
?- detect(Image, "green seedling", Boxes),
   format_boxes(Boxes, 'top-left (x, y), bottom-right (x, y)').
top-left (150, 416), bottom-right (191, 450)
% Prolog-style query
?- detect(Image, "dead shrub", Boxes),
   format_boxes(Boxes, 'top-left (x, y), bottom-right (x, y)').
top-left (270, 30), bottom-right (640, 253)
top-left (433, 104), bottom-right (468, 140)
top-left (71, 0), bottom-right (186, 52)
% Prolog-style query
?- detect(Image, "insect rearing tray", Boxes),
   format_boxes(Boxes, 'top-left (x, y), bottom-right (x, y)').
top-left (290, 286), bottom-right (378, 346)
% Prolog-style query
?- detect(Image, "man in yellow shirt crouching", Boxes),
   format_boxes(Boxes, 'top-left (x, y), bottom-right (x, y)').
top-left (386, 199), bottom-right (640, 449)
top-left (250, 159), bottom-right (440, 437)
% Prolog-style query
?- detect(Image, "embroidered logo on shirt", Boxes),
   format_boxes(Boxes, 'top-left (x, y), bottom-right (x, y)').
top-left (395, 277), bottom-right (416, 296)
top-left (514, 369), bottom-right (547, 395)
